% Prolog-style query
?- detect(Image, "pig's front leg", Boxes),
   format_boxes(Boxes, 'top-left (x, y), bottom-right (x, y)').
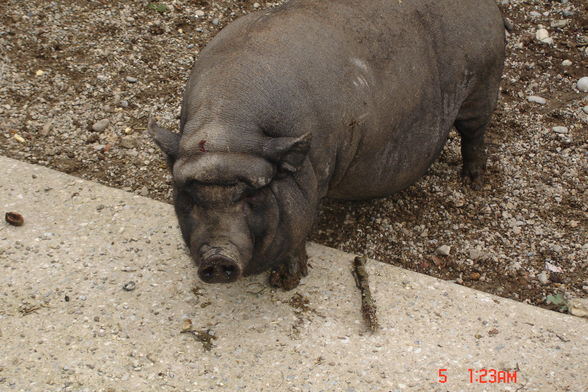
top-left (269, 245), bottom-right (309, 290)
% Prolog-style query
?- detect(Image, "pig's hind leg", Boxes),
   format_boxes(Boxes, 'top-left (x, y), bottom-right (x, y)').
top-left (454, 88), bottom-right (500, 190)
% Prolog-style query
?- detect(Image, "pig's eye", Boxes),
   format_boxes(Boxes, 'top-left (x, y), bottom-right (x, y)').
top-left (237, 187), bottom-right (265, 204)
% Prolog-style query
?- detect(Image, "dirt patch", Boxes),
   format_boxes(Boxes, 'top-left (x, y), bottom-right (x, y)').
top-left (0, 0), bottom-right (586, 312)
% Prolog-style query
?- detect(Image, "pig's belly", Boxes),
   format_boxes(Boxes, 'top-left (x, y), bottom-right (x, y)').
top-left (327, 123), bottom-right (451, 200)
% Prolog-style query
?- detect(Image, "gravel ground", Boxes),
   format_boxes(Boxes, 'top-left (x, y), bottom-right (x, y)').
top-left (0, 0), bottom-right (586, 312)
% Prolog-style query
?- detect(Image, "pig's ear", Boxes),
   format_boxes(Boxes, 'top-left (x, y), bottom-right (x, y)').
top-left (148, 116), bottom-right (180, 162)
top-left (263, 132), bottom-right (312, 173)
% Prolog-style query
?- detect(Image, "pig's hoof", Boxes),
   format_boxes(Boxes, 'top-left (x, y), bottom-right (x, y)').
top-left (269, 249), bottom-right (308, 291)
top-left (462, 163), bottom-right (485, 191)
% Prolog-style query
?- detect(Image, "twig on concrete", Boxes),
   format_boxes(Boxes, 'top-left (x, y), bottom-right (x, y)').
top-left (352, 256), bottom-right (379, 332)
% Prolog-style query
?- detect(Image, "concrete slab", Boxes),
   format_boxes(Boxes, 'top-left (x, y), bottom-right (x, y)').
top-left (0, 156), bottom-right (586, 392)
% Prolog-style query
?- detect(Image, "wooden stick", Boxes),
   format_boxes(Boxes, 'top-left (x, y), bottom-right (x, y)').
top-left (352, 256), bottom-right (379, 332)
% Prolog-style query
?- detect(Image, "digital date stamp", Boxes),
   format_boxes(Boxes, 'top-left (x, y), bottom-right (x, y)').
top-left (438, 368), bottom-right (518, 384)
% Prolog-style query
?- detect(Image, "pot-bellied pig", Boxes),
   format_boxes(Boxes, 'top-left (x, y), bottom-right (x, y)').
top-left (149, 0), bottom-right (505, 289)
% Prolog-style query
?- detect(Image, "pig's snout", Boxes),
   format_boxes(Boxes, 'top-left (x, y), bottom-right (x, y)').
top-left (198, 255), bottom-right (242, 283)
top-left (198, 244), bottom-right (244, 283)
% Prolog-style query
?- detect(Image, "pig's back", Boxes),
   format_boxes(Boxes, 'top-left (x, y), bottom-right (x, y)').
top-left (181, 0), bottom-right (505, 198)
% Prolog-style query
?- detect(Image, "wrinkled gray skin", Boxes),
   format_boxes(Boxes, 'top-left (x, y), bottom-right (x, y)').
top-left (150, 0), bottom-right (505, 290)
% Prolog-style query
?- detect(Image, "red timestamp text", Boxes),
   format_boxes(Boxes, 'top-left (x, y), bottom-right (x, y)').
top-left (469, 368), bottom-right (517, 383)
top-left (437, 369), bottom-right (518, 384)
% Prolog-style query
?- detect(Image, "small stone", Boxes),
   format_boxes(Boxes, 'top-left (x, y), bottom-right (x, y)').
top-left (561, 10), bottom-right (574, 17)
top-left (40, 121), bottom-right (52, 136)
top-left (561, 60), bottom-right (572, 66)
top-left (13, 134), bottom-right (25, 143)
top-left (212, 18), bottom-right (219, 26)
top-left (468, 248), bottom-right (486, 260)
top-left (527, 95), bottom-right (546, 105)
top-left (138, 186), bottom-right (149, 197)
top-left (5, 212), bottom-right (24, 227)
top-left (537, 271), bottom-right (549, 284)
top-left (470, 272), bottom-right (481, 281)
top-left (568, 298), bottom-right (588, 318)
top-left (436, 245), bottom-right (451, 257)
top-left (545, 261), bottom-right (562, 273)
top-left (529, 11), bottom-right (541, 18)
top-left (550, 19), bottom-right (568, 28)
top-left (86, 134), bottom-right (99, 144)
top-left (582, 106), bottom-right (588, 115)
top-left (576, 77), bottom-right (588, 92)
top-left (195, 10), bottom-right (205, 17)
top-left (549, 273), bottom-right (563, 284)
top-left (552, 126), bottom-right (568, 134)
top-left (123, 281), bottom-right (136, 291)
top-left (92, 119), bottom-right (110, 132)
top-left (35, 69), bottom-right (44, 76)
top-left (53, 157), bottom-right (81, 173)
top-left (535, 28), bottom-right (549, 41)
top-left (253, 2), bottom-right (260, 8)
top-left (119, 136), bottom-right (138, 149)
top-left (126, 76), bottom-right (138, 83)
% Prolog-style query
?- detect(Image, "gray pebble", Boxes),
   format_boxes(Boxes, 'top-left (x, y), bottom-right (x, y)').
top-left (576, 77), bottom-right (588, 92)
top-left (582, 106), bottom-right (588, 115)
top-left (138, 186), bottom-right (149, 197)
top-left (119, 136), bottom-right (138, 149)
top-left (552, 126), bottom-right (568, 134)
top-left (535, 28), bottom-right (549, 42)
top-left (529, 11), bottom-right (541, 18)
top-left (41, 121), bottom-right (52, 136)
top-left (92, 119), bottom-right (110, 132)
top-left (561, 10), bottom-right (574, 17)
top-left (123, 281), bottom-right (136, 291)
top-left (436, 245), bottom-right (451, 257)
top-left (550, 19), bottom-right (568, 28)
top-left (212, 18), bottom-right (220, 26)
top-left (537, 271), bottom-right (549, 285)
top-left (126, 76), bottom-right (138, 83)
top-left (527, 96), bottom-right (546, 105)
top-left (469, 248), bottom-right (486, 260)
top-left (568, 298), bottom-right (588, 318)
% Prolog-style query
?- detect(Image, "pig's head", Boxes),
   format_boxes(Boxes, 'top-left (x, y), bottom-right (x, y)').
top-left (148, 118), bottom-right (316, 284)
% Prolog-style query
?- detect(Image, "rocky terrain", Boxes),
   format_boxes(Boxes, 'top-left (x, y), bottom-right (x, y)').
top-left (0, 0), bottom-right (586, 311)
